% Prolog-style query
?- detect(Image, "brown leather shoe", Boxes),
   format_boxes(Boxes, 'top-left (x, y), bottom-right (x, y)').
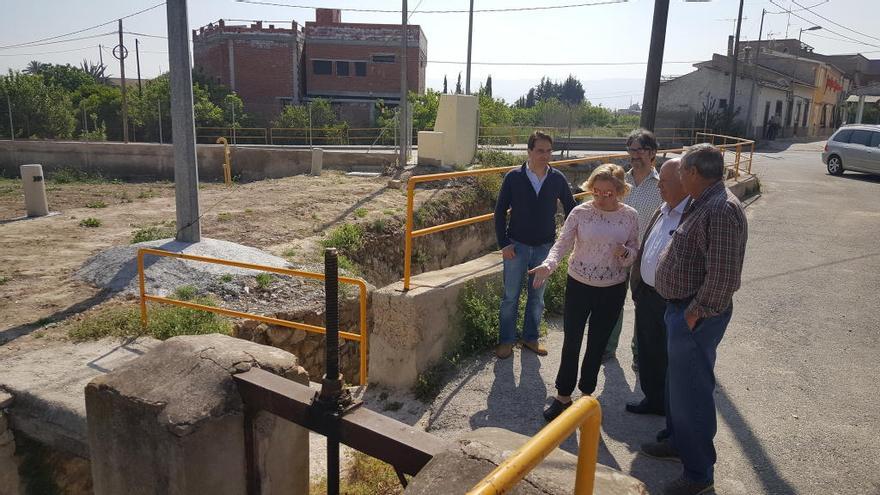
top-left (495, 343), bottom-right (513, 359)
top-left (522, 340), bottom-right (548, 356)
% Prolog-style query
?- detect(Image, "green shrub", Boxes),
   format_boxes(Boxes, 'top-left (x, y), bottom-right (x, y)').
top-left (0, 276), bottom-right (10, 285)
top-left (79, 217), bottom-right (101, 227)
top-left (354, 207), bottom-right (368, 218)
top-left (475, 149), bottom-right (525, 168)
top-left (321, 223), bottom-right (364, 251)
top-left (255, 273), bottom-right (273, 289)
top-left (172, 285), bottom-right (198, 301)
top-left (131, 222), bottom-right (176, 243)
top-left (337, 254), bottom-right (360, 276)
top-left (52, 167), bottom-right (105, 184)
top-left (68, 299), bottom-right (231, 342)
top-left (217, 212), bottom-right (233, 222)
top-left (219, 274), bottom-right (233, 283)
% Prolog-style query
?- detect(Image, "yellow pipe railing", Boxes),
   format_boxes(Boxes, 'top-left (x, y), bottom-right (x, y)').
top-left (137, 248), bottom-right (369, 385)
top-left (216, 137), bottom-right (232, 185)
top-left (467, 397), bottom-right (602, 495)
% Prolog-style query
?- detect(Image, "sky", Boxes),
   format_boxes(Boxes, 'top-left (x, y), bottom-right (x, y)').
top-left (2, 0), bottom-right (879, 109)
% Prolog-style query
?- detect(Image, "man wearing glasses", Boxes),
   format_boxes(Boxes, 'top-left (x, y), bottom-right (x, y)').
top-left (603, 129), bottom-right (664, 377)
top-left (494, 131), bottom-right (577, 359)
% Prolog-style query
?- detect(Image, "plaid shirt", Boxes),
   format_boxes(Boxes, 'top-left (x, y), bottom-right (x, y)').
top-left (655, 181), bottom-right (748, 318)
top-left (624, 169), bottom-right (663, 241)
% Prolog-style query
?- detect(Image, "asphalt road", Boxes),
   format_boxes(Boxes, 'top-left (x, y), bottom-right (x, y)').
top-left (424, 141), bottom-right (880, 494)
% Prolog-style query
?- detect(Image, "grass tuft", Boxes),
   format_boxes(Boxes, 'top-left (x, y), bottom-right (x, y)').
top-left (79, 217), bottom-right (101, 228)
top-left (131, 222), bottom-right (176, 244)
top-left (311, 451), bottom-right (406, 495)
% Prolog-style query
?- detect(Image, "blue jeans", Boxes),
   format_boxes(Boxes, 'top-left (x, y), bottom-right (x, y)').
top-left (665, 301), bottom-right (732, 484)
top-left (499, 240), bottom-right (552, 345)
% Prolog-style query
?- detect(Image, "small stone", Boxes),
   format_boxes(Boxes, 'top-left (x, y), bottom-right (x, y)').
top-left (387, 179), bottom-right (403, 190)
top-left (244, 286), bottom-right (250, 294)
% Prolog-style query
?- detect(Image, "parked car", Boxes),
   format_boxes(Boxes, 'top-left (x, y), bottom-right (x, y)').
top-left (822, 124), bottom-right (880, 176)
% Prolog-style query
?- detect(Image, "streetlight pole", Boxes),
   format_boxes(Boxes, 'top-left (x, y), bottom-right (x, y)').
top-left (640, 0), bottom-right (670, 131)
top-left (726, 0), bottom-right (745, 128)
top-left (465, 0), bottom-right (474, 94)
top-left (745, 9), bottom-right (766, 139)
top-left (799, 25), bottom-right (822, 43)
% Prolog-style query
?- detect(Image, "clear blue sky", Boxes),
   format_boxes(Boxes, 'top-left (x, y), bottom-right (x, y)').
top-left (2, 0), bottom-right (878, 108)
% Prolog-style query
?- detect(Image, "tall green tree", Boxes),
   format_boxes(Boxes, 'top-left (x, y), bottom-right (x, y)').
top-left (0, 70), bottom-right (75, 139)
top-left (484, 75), bottom-right (493, 98)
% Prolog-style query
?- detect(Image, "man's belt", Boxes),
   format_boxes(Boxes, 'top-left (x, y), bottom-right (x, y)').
top-left (665, 295), bottom-right (695, 306)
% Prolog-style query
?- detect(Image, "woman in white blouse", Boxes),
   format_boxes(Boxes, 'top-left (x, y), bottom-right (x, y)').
top-left (529, 163), bottom-right (639, 422)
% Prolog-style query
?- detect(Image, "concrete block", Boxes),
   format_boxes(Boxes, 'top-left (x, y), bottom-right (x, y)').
top-left (433, 94), bottom-right (478, 168)
top-left (310, 147), bottom-right (324, 176)
top-left (417, 131), bottom-right (445, 168)
top-left (727, 174), bottom-right (761, 201)
top-left (405, 427), bottom-right (647, 495)
top-left (369, 252), bottom-right (503, 389)
top-left (85, 334), bottom-right (310, 495)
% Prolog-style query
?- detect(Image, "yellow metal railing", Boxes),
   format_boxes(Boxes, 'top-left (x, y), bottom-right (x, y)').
top-left (137, 248), bottom-right (369, 385)
top-left (695, 132), bottom-right (756, 178)
top-left (467, 397), bottom-right (602, 494)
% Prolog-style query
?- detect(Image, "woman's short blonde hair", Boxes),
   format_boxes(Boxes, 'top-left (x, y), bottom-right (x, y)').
top-left (582, 163), bottom-right (631, 198)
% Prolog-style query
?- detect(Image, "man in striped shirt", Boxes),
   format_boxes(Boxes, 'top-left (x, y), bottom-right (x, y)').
top-left (641, 143), bottom-right (748, 495)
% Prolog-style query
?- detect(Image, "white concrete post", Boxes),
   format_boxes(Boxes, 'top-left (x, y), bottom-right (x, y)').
top-left (310, 148), bottom-right (324, 176)
top-left (19, 164), bottom-right (49, 217)
top-left (166, 0), bottom-right (201, 242)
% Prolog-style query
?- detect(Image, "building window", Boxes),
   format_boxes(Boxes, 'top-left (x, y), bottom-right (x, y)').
top-left (372, 54), bottom-right (396, 64)
top-left (313, 60), bottom-right (332, 75)
top-left (336, 61), bottom-right (350, 76)
top-left (354, 61), bottom-right (367, 76)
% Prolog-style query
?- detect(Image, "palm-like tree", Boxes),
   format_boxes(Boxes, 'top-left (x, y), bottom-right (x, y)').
top-left (23, 60), bottom-right (47, 75)
top-left (80, 60), bottom-right (109, 84)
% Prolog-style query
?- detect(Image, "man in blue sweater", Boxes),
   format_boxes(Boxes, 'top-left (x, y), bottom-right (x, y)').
top-left (494, 131), bottom-right (577, 359)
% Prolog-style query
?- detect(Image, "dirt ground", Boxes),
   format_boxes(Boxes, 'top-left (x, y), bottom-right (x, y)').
top-left (0, 172), bottom-right (429, 345)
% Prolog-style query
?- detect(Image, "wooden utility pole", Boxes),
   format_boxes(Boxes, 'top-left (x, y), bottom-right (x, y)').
top-left (640, 0), bottom-right (670, 131)
top-left (117, 20), bottom-right (129, 143)
top-left (465, 0), bottom-right (474, 94)
top-left (135, 38), bottom-right (143, 97)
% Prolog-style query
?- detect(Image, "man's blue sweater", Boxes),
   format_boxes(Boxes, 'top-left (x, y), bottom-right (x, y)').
top-left (494, 163), bottom-right (577, 249)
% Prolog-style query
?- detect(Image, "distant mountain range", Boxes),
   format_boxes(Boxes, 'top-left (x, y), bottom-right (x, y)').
top-left (425, 77), bottom-right (646, 110)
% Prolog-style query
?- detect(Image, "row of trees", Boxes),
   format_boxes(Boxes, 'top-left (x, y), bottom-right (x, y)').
top-left (0, 63), bottom-right (636, 142)
top-left (0, 61), bottom-right (246, 142)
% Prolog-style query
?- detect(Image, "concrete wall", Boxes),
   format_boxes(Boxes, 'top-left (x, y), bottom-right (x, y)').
top-left (0, 141), bottom-right (395, 183)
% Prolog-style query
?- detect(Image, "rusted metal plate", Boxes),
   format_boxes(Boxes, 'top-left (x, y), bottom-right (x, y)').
top-left (234, 368), bottom-right (446, 475)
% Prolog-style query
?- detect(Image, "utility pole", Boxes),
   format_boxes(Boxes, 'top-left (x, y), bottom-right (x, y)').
top-left (157, 99), bottom-right (163, 144)
top-left (465, 0), bottom-right (474, 94)
top-left (5, 90), bottom-right (14, 141)
top-left (166, 0), bottom-right (201, 242)
top-left (640, 0), bottom-right (670, 131)
top-left (399, 0), bottom-right (409, 169)
top-left (98, 44), bottom-right (103, 66)
top-left (135, 38), bottom-right (143, 97)
top-left (727, 0), bottom-right (745, 127)
top-left (116, 19), bottom-right (129, 143)
top-left (746, 9), bottom-right (766, 139)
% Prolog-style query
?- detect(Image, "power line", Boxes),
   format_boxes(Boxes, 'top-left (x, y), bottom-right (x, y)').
top-left (768, 0), bottom-right (880, 49)
top-left (789, 0), bottom-right (880, 43)
top-left (428, 60), bottom-right (700, 66)
top-left (124, 31), bottom-right (167, 39)
top-left (802, 30), bottom-right (874, 46)
top-left (0, 45), bottom-right (99, 57)
top-left (234, 0), bottom-right (627, 14)
top-left (0, 2), bottom-right (165, 50)
top-left (0, 32), bottom-right (117, 51)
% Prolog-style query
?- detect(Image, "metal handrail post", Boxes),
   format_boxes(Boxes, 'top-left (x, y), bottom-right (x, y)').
top-left (735, 144), bottom-right (741, 179)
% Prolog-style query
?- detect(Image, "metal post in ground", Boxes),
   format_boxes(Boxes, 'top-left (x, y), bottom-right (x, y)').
top-left (640, 0), bottom-right (670, 131)
top-left (116, 19), bottom-right (129, 143)
top-left (157, 99), bottom-right (163, 144)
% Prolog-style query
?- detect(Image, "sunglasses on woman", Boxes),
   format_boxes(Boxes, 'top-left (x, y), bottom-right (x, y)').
top-left (591, 189), bottom-right (616, 198)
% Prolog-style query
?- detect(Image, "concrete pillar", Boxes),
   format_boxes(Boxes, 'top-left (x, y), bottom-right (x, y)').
top-left (19, 164), bottom-right (49, 217)
top-left (85, 334), bottom-right (310, 495)
top-left (856, 95), bottom-right (866, 124)
top-left (166, 0), bottom-right (201, 242)
top-left (227, 39), bottom-right (236, 92)
top-left (310, 147), bottom-right (324, 176)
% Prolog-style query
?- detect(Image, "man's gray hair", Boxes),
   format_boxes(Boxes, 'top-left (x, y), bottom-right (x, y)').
top-left (682, 143), bottom-right (725, 180)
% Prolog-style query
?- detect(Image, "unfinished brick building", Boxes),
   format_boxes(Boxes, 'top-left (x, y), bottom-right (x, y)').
top-left (192, 19), bottom-right (305, 123)
top-left (192, 9), bottom-right (427, 127)
top-left (304, 8), bottom-right (427, 126)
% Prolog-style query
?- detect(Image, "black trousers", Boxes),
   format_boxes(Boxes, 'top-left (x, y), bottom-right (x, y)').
top-left (634, 281), bottom-right (669, 408)
top-left (555, 276), bottom-right (627, 396)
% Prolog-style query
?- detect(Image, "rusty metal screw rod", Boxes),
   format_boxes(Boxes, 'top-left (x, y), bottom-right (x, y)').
top-left (322, 247), bottom-right (342, 495)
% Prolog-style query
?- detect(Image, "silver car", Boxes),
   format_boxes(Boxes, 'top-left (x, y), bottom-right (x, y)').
top-left (822, 124), bottom-right (880, 176)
